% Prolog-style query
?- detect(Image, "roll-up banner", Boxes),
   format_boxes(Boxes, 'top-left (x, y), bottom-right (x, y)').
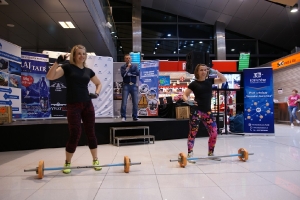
top-left (243, 67), bottom-right (274, 135)
top-left (0, 38), bottom-right (22, 118)
top-left (86, 55), bottom-right (113, 117)
top-left (42, 50), bottom-right (68, 117)
top-left (21, 51), bottom-right (50, 118)
top-left (138, 60), bottom-right (159, 116)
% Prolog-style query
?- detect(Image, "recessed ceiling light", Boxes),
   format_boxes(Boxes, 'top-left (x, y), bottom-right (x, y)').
top-left (7, 24), bottom-right (14, 27)
top-left (199, 41), bottom-right (203, 43)
top-left (167, 34), bottom-right (171, 37)
top-left (231, 49), bottom-right (235, 51)
top-left (59, 21), bottom-right (75, 29)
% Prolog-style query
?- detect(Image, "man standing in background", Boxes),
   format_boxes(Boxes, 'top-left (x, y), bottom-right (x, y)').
top-left (120, 54), bottom-right (140, 121)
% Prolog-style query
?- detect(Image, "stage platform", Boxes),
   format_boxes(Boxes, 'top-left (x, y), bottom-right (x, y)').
top-left (0, 117), bottom-right (190, 152)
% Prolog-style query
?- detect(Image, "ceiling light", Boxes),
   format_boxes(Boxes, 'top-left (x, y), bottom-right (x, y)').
top-left (66, 21), bottom-right (75, 28)
top-left (167, 34), bottom-right (171, 37)
top-left (120, 46), bottom-right (122, 48)
top-left (231, 49), bottom-right (235, 51)
top-left (59, 21), bottom-right (75, 29)
top-left (291, 4), bottom-right (298, 12)
top-left (7, 24), bottom-right (14, 27)
top-left (153, 51), bottom-right (156, 54)
top-left (199, 41), bottom-right (203, 43)
top-left (111, 31), bottom-right (115, 34)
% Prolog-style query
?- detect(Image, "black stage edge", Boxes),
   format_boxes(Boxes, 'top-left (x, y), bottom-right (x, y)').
top-left (0, 118), bottom-right (191, 152)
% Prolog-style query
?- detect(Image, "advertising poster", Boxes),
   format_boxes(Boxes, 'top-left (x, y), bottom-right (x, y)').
top-left (42, 50), bottom-right (68, 117)
top-left (138, 60), bottom-right (159, 116)
top-left (86, 55), bottom-right (113, 117)
top-left (0, 39), bottom-right (22, 118)
top-left (21, 51), bottom-right (50, 118)
top-left (243, 67), bottom-right (274, 134)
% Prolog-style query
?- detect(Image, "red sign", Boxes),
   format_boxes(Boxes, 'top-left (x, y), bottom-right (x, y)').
top-left (21, 75), bottom-right (34, 87)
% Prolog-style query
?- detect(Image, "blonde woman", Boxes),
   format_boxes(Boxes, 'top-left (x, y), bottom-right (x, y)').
top-left (46, 45), bottom-right (102, 173)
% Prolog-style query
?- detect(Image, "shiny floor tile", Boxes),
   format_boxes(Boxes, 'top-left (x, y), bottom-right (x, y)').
top-left (0, 124), bottom-right (299, 199)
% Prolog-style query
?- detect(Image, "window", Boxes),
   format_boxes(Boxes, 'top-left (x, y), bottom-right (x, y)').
top-left (178, 24), bottom-right (213, 38)
top-left (142, 9), bottom-right (177, 22)
top-left (179, 40), bottom-right (214, 54)
top-left (142, 24), bottom-right (177, 38)
top-left (142, 40), bottom-right (178, 54)
top-left (226, 40), bottom-right (257, 54)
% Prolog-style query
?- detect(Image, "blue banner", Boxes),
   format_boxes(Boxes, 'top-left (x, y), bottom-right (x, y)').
top-left (243, 67), bottom-right (274, 134)
top-left (21, 51), bottom-right (51, 118)
top-left (138, 60), bottom-right (159, 116)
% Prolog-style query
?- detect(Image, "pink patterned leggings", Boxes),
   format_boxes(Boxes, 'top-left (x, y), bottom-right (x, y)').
top-left (187, 110), bottom-right (217, 154)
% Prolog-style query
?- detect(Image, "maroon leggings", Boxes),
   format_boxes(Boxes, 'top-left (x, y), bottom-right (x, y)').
top-left (66, 101), bottom-right (97, 153)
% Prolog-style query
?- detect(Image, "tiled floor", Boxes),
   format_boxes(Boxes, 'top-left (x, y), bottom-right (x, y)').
top-left (1, 124), bottom-right (300, 200)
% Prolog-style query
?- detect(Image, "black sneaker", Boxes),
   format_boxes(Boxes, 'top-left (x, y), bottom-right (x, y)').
top-left (133, 118), bottom-right (141, 121)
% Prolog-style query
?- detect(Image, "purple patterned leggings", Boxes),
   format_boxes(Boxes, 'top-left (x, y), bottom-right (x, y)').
top-left (66, 101), bottom-right (98, 153)
top-left (187, 110), bottom-right (217, 153)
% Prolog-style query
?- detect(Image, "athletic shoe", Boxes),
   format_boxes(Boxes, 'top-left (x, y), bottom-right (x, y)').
top-left (208, 152), bottom-right (221, 161)
top-left (62, 161), bottom-right (71, 174)
top-left (187, 151), bottom-right (196, 164)
top-left (133, 118), bottom-right (141, 121)
top-left (122, 117), bottom-right (126, 122)
top-left (296, 120), bottom-right (300, 124)
top-left (291, 123), bottom-right (294, 127)
top-left (93, 159), bottom-right (102, 171)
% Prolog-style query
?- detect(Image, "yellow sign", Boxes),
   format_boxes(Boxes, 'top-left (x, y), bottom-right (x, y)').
top-left (271, 52), bottom-right (300, 70)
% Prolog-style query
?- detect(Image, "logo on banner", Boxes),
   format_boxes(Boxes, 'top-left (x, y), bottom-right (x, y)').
top-left (98, 57), bottom-right (102, 60)
top-left (250, 71), bottom-right (266, 84)
top-left (98, 71), bottom-right (102, 74)
top-left (104, 64), bottom-right (107, 67)
top-left (51, 102), bottom-right (67, 111)
top-left (50, 82), bottom-right (66, 91)
top-left (104, 78), bottom-right (108, 81)
top-left (108, 71), bottom-right (111, 74)
top-left (94, 64), bottom-right (98, 67)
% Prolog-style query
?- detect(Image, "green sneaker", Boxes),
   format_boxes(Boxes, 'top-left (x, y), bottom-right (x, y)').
top-left (93, 159), bottom-right (102, 171)
top-left (62, 161), bottom-right (71, 174)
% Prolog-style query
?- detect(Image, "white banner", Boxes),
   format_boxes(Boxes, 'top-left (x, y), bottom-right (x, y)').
top-left (0, 38), bottom-right (22, 118)
top-left (86, 55), bottom-right (113, 117)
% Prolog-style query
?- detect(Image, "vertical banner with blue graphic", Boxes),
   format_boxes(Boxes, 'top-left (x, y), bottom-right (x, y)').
top-left (138, 60), bottom-right (159, 116)
top-left (130, 52), bottom-right (141, 70)
top-left (243, 67), bottom-right (274, 134)
top-left (21, 51), bottom-right (50, 118)
top-left (42, 50), bottom-right (68, 118)
top-left (0, 38), bottom-right (22, 118)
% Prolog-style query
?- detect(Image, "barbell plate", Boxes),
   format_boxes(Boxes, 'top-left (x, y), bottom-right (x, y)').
top-left (37, 160), bottom-right (44, 179)
top-left (238, 148), bottom-right (249, 162)
top-left (124, 156), bottom-right (130, 173)
top-left (178, 153), bottom-right (187, 168)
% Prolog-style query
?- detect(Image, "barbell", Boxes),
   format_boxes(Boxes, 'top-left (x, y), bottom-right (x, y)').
top-left (170, 148), bottom-right (254, 168)
top-left (24, 156), bottom-right (141, 179)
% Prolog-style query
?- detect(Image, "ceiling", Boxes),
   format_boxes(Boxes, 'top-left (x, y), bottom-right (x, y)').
top-left (0, 0), bottom-right (299, 58)
top-left (0, 0), bottom-right (116, 58)
top-left (117, 0), bottom-right (300, 52)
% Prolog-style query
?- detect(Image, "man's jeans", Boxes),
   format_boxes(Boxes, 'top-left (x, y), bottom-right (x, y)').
top-left (121, 84), bottom-right (138, 119)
